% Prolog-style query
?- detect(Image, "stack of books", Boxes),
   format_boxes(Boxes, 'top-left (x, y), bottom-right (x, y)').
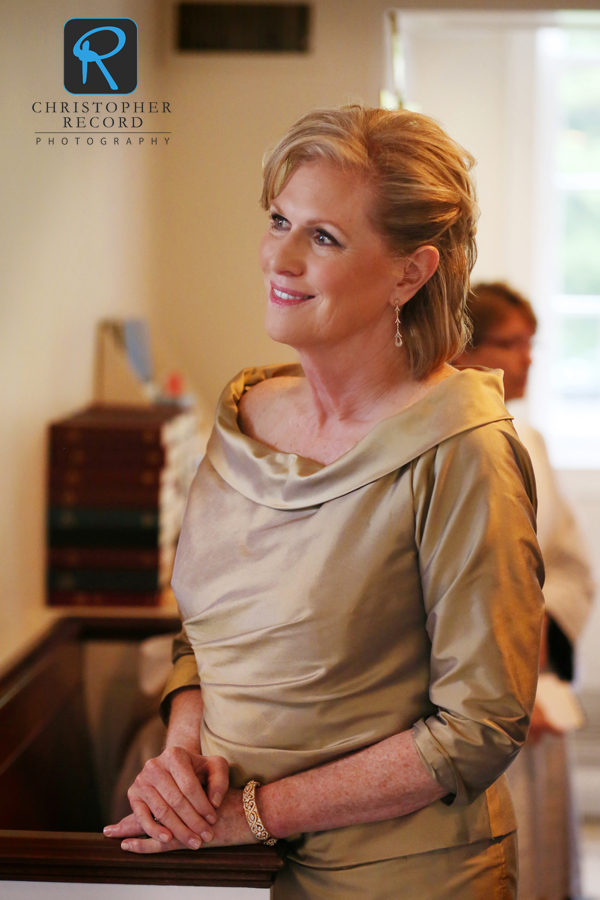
top-left (47, 404), bottom-right (202, 608)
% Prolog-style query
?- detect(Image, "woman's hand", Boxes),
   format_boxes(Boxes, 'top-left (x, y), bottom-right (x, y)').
top-left (104, 747), bottom-right (229, 849)
top-left (109, 788), bottom-right (258, 854)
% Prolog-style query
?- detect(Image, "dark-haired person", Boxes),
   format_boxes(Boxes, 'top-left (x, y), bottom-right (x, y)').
top-left (456, 282), bottom-right (594, 900)
top-left (104, 108), bottom-right (544, 899)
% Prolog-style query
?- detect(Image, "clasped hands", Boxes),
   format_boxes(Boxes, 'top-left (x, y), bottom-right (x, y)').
top-left (103, 746), bottom-right (257, 854)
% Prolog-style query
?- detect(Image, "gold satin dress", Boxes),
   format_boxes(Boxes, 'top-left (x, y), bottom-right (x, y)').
top-left (162, 364), bottom-right (545, 898)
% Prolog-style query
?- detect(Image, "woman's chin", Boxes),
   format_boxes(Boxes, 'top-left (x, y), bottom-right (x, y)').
top-left (264, 308), bottom-right (312, 348)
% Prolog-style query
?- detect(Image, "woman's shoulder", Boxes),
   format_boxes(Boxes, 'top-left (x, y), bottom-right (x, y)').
top-left (435, 416), bottom-right (527, 468)
top-left (238, 374), bottom-right (306, 445)
top-left (415, 417), bottom-right (537, 505)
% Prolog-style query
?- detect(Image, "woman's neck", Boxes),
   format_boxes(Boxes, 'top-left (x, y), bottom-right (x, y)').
top-left (296, 335), bottom-right (447, 429)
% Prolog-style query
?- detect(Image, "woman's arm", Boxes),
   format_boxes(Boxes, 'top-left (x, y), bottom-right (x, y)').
top-left (108, 726), bottom-right (445, 853)
top-left (261, 728), bottom-right (446, 835)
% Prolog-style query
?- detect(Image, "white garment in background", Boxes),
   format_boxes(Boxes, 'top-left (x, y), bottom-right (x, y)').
top-left (508, 419), bottom-right (595, 900)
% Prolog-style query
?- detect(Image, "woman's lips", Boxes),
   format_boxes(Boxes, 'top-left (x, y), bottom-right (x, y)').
top-left (270, 283), bottom-right (315, 306)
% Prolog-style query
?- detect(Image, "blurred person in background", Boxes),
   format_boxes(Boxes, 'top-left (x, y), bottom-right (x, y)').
top-left (455, 282), bottom-right (595, 900)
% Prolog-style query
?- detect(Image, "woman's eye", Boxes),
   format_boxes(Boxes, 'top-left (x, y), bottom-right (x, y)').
top-left (270, 213), bottom-right (288, 230)
top-left (315, 230), bottom-right (339, 247)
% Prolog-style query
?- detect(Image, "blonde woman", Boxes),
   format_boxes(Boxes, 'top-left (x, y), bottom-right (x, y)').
top-left (105, 106), bottom-right (544, 899)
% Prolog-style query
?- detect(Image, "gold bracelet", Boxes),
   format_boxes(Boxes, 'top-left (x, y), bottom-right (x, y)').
top-left (242, 779), bottom-right (277, 846)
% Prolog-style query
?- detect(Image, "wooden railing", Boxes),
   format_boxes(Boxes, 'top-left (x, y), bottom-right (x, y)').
top-left (0, 831), bottom-right (282, 886)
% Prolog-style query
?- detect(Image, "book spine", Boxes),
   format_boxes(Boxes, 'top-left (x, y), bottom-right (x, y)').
top-left (47, 590), bottom-right (162, 608)
top-left (48, 485), bottom-right (163, 508)
top-left (49, 447), bottom-right (167, 468)
top-left (48, 547), bottom-right (160, 569)
top-left (48, 468), bottom-right (164, 487)
top-left (49, 414), bottom-right (192, 451)
top-left (48, 569), bottom-right (161, 592)
top-left (50, 426), bottom-right (164, 449)
top-left (48, 507), bottom-right (159, 530)
top-left (47, 529), bottom-right (161, 549)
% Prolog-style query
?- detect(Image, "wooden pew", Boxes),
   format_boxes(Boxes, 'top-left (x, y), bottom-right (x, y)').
top-left (0, 616), bottom-right (283, 887)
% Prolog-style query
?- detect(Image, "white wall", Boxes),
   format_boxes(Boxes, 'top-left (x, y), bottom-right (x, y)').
top-left (400, 14), bottom-right (539, 295)
top-left (0, 0), bottom-right (162, 670)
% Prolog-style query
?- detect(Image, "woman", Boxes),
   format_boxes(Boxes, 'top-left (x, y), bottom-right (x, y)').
top-left (105, 106), bottom-right (544, 899)
top-left (456, 282), bottom-right (594, 900)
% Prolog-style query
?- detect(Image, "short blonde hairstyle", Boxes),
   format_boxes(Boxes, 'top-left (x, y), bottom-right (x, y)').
top-left (261, 105), bottom-right (478, 379)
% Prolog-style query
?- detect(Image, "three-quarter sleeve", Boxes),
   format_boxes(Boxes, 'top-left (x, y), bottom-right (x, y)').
top-left (159, 629), bottom-right (200, 723)
top-left (411, 421), bottom-right (545, 806)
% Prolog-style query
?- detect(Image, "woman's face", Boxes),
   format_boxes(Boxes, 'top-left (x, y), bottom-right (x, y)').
top-left (259, 160), bottom-right (403, 351)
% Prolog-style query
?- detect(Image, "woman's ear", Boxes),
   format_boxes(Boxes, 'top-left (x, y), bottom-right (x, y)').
top-left (393, 246), bottom-right (440, 307)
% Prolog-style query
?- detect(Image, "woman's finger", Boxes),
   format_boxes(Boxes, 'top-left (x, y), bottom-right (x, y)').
top-left (141, 749), bottom-right (216, 824)
top-left (121, 836), bottom-right (187, 854)
top-left (203, 755), bottom-right (230, 808)
top-left (130, 783), bottom-right (213, 850)
top-left (104, 812), bottom-right (146, 839)
top-left (168, 753), bottom-right (222, 824)
top-left (128, 793), bottom-right (176, 845)
top-left (129, 756), bottom-right (208, 842)
top-left (151, 787), bottom-right (215, 848)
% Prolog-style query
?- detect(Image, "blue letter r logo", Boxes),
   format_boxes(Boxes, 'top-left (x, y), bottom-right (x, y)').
top-left (64, 19), bottom-right (137, 94)
top-left (73, 27), bottom-right (126, 90)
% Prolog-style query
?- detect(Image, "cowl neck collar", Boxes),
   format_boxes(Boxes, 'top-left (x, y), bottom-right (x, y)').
top-left (206, 364), bottom-right (512, 510)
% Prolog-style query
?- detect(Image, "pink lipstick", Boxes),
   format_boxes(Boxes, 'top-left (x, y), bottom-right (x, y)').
top-left (270, 282), bottom-right (315, 306)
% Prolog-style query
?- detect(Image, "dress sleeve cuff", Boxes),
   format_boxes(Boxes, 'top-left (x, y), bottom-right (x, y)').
top-left (412, 718), bottom-right (463, 806)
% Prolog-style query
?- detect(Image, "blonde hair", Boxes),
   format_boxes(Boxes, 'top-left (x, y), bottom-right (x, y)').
top-left (261, 105), bottom-right (478, 379)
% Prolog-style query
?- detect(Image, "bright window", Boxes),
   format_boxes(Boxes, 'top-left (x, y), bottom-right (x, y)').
top-left (538, 21), bottom-right (600, 466)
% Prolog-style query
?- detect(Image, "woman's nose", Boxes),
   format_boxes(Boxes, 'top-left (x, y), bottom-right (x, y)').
top-left (271, 232), bottom-right (305, 277)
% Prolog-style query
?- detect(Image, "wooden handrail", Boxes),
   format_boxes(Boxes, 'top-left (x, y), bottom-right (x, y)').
top-left (0, 830), bottom-right (283, 886)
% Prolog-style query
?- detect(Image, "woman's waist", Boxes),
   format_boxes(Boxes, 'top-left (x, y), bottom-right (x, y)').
top-left (200, 682), bottom-right (435, 785)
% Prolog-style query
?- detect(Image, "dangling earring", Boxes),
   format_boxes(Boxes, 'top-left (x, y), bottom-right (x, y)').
top-left (394, 302), bottom-right (403, 348)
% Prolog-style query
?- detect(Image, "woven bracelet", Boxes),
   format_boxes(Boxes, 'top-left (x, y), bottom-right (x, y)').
top-left (242, 779), bottom-right (277, 846)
